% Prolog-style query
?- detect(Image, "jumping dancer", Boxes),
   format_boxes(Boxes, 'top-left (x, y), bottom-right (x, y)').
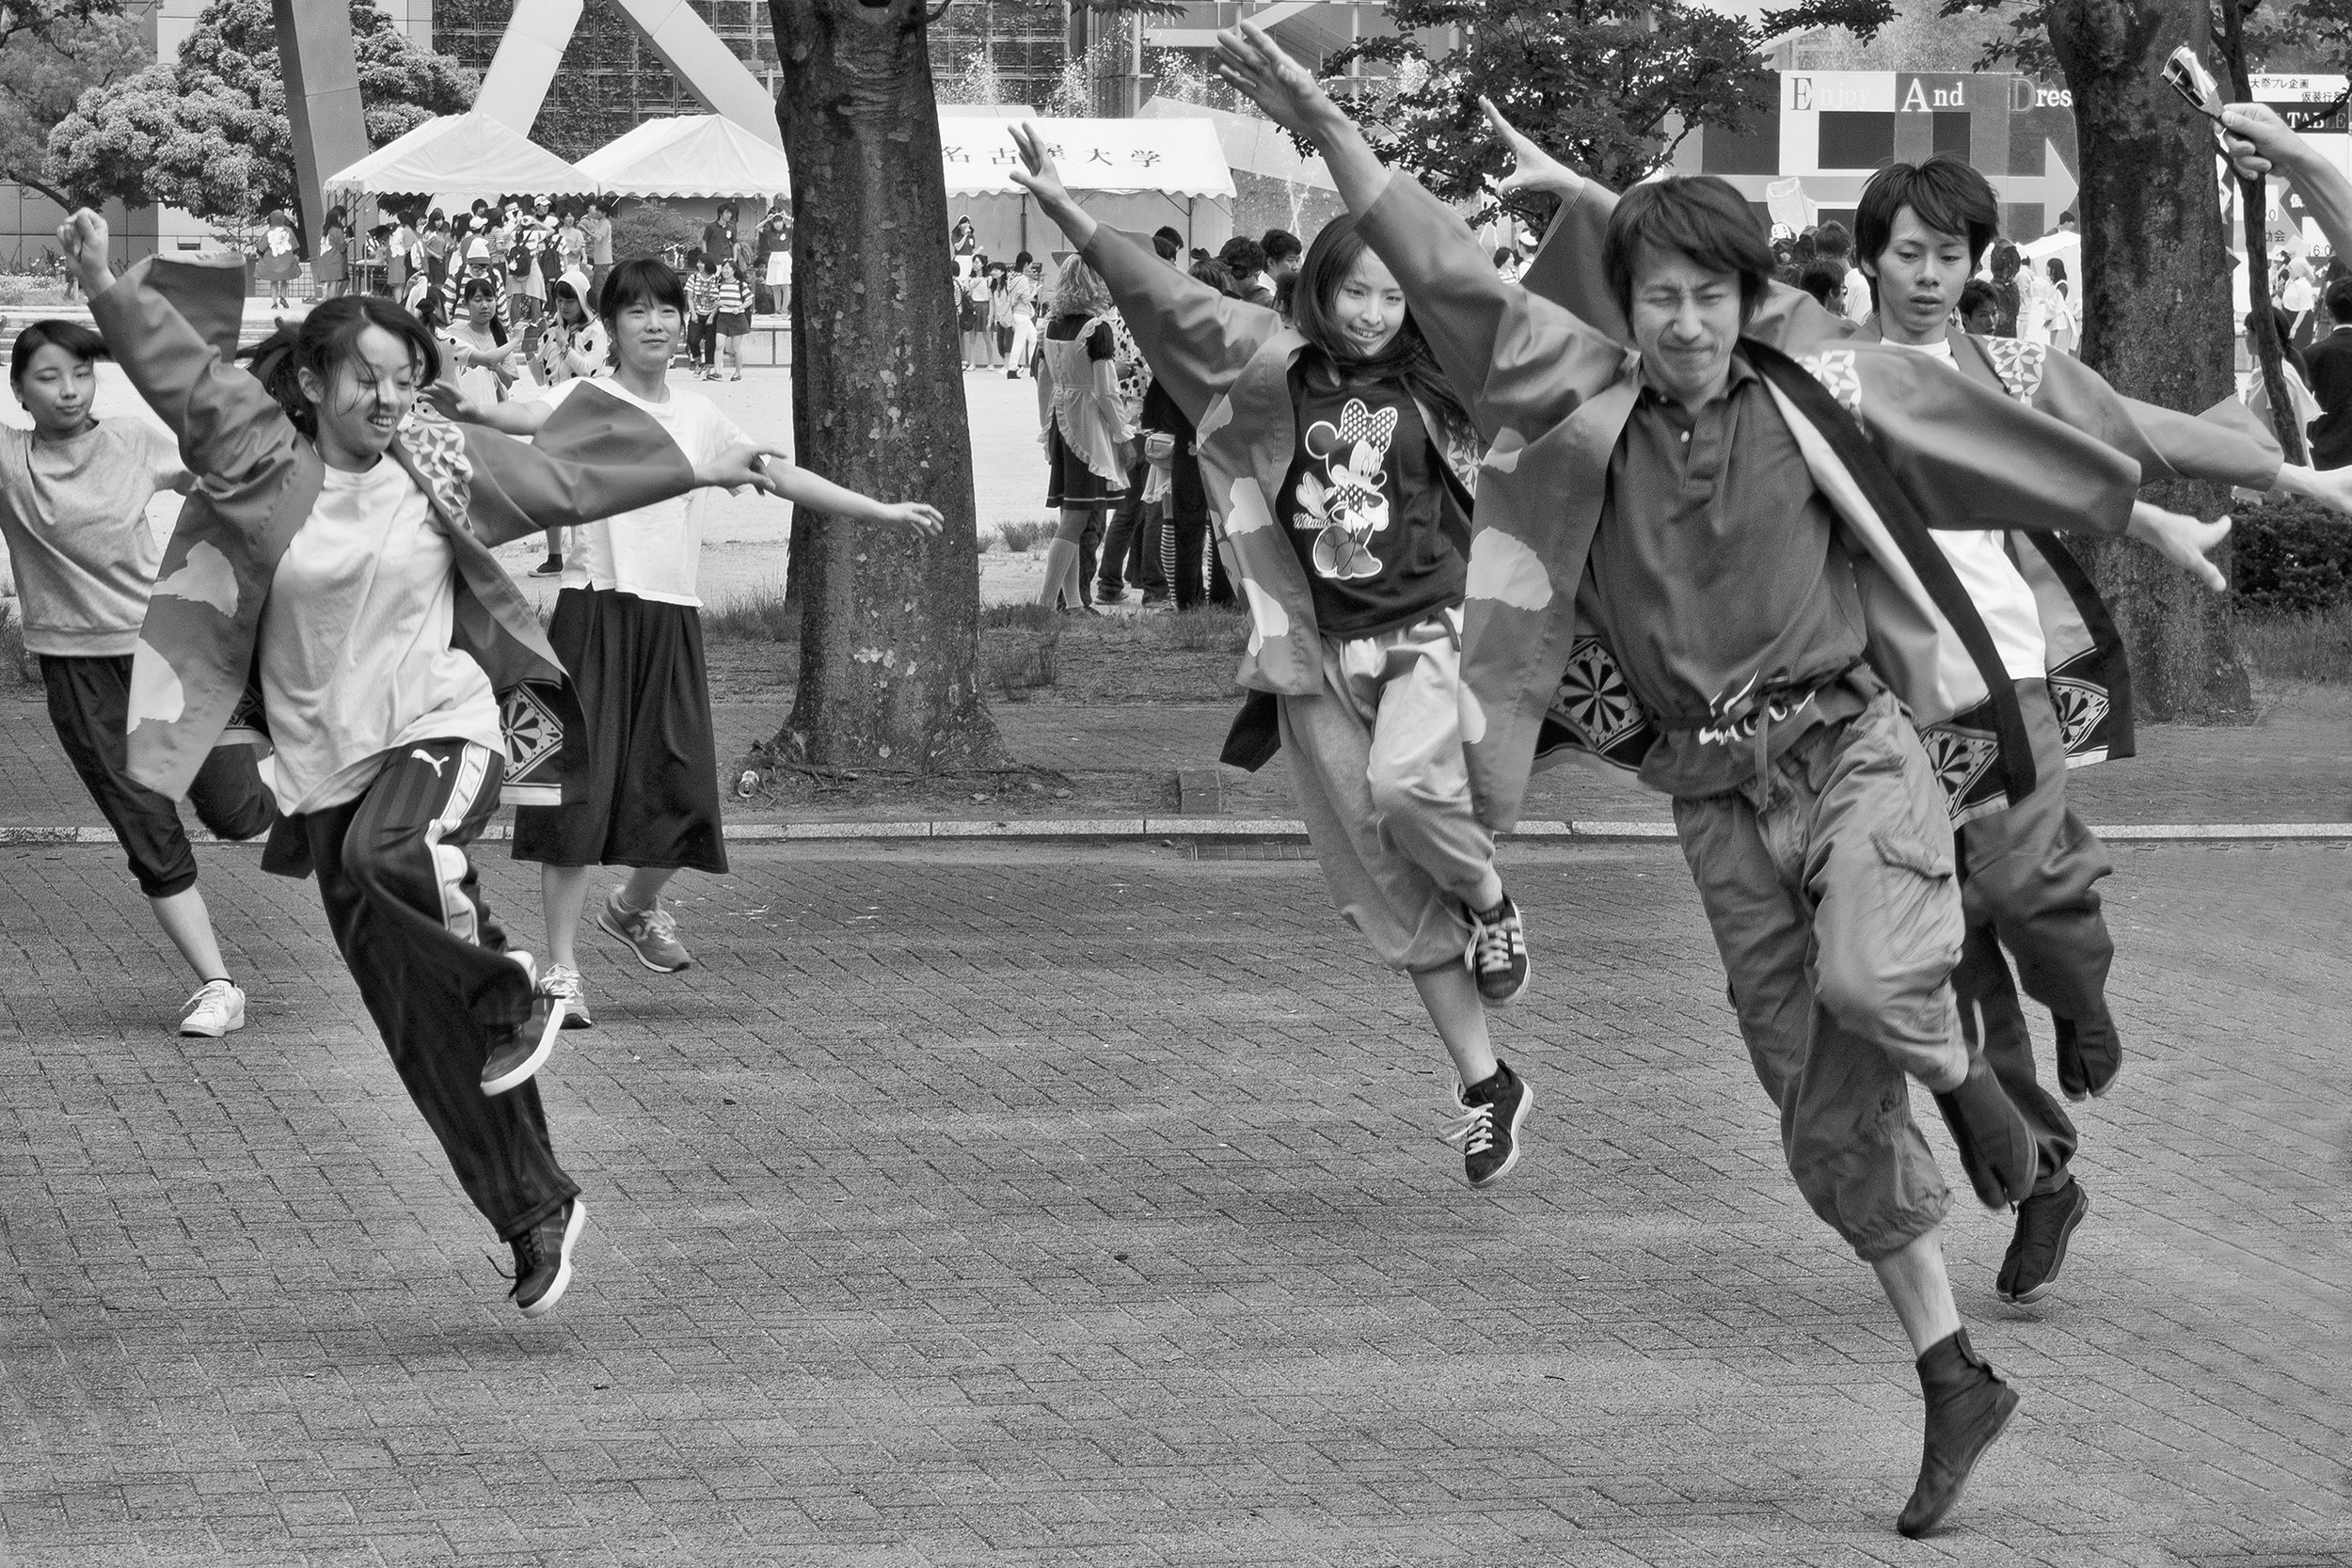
top-left (64, 211), bottom-right (781, 1318)
top-left (1011, 122), bottom-right (1538, 1189)
top-left (1208, 26), bottom-right (2233, 1533)
top-left (0, 320), bottom-right (276, 1037)
top-left (427, 257), bottom-right (942, 1029)
top-left (1487, 117), bottom-right (2352, 1307)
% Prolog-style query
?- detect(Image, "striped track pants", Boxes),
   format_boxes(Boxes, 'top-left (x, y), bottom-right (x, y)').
top-left (298, 738), bottom-right (579, 1240)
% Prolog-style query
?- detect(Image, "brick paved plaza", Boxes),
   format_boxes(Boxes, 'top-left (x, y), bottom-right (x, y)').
top-left (2, 838), bottom-right (2344, 1566)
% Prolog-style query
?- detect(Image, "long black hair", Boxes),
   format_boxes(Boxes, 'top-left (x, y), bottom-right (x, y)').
top-left (1288, 214), bottom-right (1465, 428)
top-left (240, 295), bottom-right (440, 440)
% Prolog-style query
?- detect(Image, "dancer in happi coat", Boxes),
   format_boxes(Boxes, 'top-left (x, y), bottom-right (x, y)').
top-left (63, 211), bottom-right (780, 1320)
top-left (1011, 122), bottom-right (1540, 1191)
top-left (1208, 26), bottom-right (2237, 1534)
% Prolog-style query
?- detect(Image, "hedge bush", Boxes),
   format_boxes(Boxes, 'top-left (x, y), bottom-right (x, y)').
top-left (2230, 496), bottom-right (2352, 615)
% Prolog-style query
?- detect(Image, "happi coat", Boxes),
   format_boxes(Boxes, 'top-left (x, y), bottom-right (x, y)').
top-left (1344, 175), bottom-right (2202, 833)
top-left (1518, 179), bottom-right (2283, 822)
top-left (92, 255), bottom-right (708, 846)
top-left (1076, 225), bottom-right (1483, 713)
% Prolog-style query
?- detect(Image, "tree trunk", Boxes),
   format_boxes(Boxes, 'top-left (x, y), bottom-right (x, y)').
top-left (2217, 0), bottom-right (2307, 464)
top-left (2046, 0), bottom-right (2253, 720)
top-left (761, 0), bottom-right (1001, 774)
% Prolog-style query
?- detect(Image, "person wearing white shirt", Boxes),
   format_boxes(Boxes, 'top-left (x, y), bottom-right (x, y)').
top-left (430, 257), bottom-right (946, 1029)
top-left (1849, 154), bottom-right (2352, 1309)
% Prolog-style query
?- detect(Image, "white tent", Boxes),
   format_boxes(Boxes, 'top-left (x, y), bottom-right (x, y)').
top-left (938, 115), bottom-right (1237, 261)
top-left (326, 112), bottom-right (601, 202)
top-left (577, 115), bottom-right (793, 200)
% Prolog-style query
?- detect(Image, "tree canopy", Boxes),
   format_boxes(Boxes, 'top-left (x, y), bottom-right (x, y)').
top-left (1322, 0), bottom-right (1889, 209)
top-left (47, 0), bottom-right (476, 224)
top-left (0, 4), bottom-right (142, 203)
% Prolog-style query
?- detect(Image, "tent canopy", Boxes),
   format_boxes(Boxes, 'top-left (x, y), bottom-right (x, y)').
top-left (326, 112), bottom-right (599, 201)
top-left (939, 115), bottom-right (1232, 199)
top-left (577, 114), bottom-right (793, 200)
top-left (1136, 99), bottom-right (1330, 191)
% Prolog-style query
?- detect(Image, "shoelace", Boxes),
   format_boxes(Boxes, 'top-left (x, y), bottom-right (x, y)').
top-left (1470, 911), bottom-right (1523, 975)
top-left (1441, 1098), bottom-right (1498, 1156)
top-left (632, 904), bottom-right (680, 943)
top-left (492, 1227), bottom-right (545, 1292)
top-left (182, 982), bottom-right (231, 1016)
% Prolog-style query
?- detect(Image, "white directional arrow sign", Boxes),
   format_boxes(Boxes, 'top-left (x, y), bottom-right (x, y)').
top-left (1999, 138), bottom-right (2080, 226)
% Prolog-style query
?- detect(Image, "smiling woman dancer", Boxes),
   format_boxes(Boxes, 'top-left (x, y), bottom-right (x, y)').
top-left (0, 320), bottom-right (276, 1038)
top-left (1010, 124), bottom-right (1537, 1191)
top-left (60, 209), bottom-right (782, 1320)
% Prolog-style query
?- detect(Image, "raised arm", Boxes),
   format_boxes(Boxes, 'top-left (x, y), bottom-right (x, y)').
top-left (64, 210), bottom-right (296, 486)
top-left (2223, 103), bottom-right (2352, 263)
top-left (1009, 122), bottom-right (1280, 428)
top-left (1212, 22), bottom-right (1629, 444)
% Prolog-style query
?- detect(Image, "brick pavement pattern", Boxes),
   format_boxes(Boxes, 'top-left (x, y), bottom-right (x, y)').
top-left (2, 839), bottom-right (2346, 1566)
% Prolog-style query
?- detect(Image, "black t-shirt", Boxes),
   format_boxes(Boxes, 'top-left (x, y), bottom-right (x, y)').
top-left (1274, 370), bottom-right (1469, 638)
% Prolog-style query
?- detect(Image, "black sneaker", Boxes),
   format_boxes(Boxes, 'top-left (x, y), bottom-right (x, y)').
top-left (506, 1198), bottom-right (586, 1319)
top-left (1444, 1061), bottom-right (1532, 1188)
top-left (482, 952), bottom-right (564, 1096)
top-left (1997, 1180), bottom-right (2090, 1305)
top-left (1464, 894), bottom-right (1530, 1005)
top-left (529, 557), bottom-right (563, 577)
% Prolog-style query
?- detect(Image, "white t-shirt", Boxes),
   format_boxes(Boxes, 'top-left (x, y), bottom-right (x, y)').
top-left (532, 377), bottom-right (747, 607)
top-left (1883, 336), bottom-right (2048, 683)
top-left (1843, 264), bottom-right (1872, 323)
top-left (261, 457), bottom-right (502, 816)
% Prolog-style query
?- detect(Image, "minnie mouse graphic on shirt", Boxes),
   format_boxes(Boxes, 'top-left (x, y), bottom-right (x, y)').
top-left (1290, 396), bottom-right (1397, 581)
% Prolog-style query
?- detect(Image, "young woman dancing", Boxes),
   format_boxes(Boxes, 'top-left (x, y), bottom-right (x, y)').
top-left (429, 257), bottom-right (941, 1026)
top-left (1011, 127), bottom-right (1537, 1188)
top-left (0, 320), bottom-right (276, 1037)
top-left (63, 211), bottom-right (780, 1319)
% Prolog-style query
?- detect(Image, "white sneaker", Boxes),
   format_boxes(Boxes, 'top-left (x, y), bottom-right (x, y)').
top-left (541, 963), bottom-right (594, 1030)
top-left (179, 979), bottom-right (246, 1037)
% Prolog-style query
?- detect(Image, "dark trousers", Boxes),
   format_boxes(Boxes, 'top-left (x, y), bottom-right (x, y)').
top-left (1952, 679), bottom-right (2112, 1196)
top-left (1076, 513), bottom-right (1103, 607)
top-left (1158, 449), bottom-right (1210, 609)
top-left (686, 316), bottom-right (716, 367)
top-left (42, 653), bottom-right (276, 897)
top-left (1097, 459), bottom-right (1168, 601)
top-left (299, 740), bottom-right (577, 1240)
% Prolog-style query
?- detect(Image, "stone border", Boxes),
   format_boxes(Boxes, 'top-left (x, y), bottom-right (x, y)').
top-left (4, 820), bottom-right (2347, 847)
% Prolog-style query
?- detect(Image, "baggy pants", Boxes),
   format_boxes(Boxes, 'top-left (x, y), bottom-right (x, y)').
top-left (1673, 687), bottom-right (1969, 1262)
top-left (1278, 608), bottom-right (1498, 973)
top-left (1952, 678), bottom-right (2113, 1195)
top-left (1098, 458), bottom-right (1168, 601)
top-left (297, 740), bottom-right (579, 1240)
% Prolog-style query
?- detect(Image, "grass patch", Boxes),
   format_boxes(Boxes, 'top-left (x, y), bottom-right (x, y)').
top-left (1161, 605), bottom-right (1251, 653)
top-left (702, 579), bottom-right (800, 645)
top-left (996, 520), bottom-right (1047, 554)
top-left (2238, 603), bottom-right (2352, 684)
top-left (980, 602), bottom-right (1060, 632)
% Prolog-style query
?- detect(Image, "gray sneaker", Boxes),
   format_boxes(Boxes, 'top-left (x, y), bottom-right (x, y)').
top-left (597, 890), bottom-right (692, 973)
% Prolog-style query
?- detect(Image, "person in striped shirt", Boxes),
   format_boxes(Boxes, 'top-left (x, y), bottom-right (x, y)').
top-left (713, 257), bottom-right (752, 382)
top-left (683, 251), bottom-right (721, 381)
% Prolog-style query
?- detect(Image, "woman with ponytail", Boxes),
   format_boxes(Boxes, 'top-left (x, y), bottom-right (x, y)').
top-left (61, 209), bottom-right (783, 1322)
top-left (1009, 131), bottom-right (1538, 1193)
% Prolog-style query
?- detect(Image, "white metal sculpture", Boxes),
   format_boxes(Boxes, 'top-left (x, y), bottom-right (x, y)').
top-left (477, 0), bottom-right (784, 149)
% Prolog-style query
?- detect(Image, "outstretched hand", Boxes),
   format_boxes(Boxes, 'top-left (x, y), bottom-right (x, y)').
top-left (1009, 120), bottom-right (1095, 248)
top-left (56, 208), bottom-right (114, 296)
top-left (2126, 501), bottom-right (2231, 593)
top-left (1478, 97), bottom-right (1581, 201)
top-left (1214, 21), bottom-right (1339, 142)
top-left (2219, 103), bottom-right (2297, 183)
top-left (418, 379), bottom-right (478, 423)
top-left (701, 438), bottom-right (793, 492)
top-left (871, 500), bottom-right (946, 537)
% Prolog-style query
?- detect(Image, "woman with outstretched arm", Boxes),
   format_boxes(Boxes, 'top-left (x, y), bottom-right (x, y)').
top-left (60, 209), bottom-right (781, 1323)
top-left (1009, 121), bottom-right (1541, 1195)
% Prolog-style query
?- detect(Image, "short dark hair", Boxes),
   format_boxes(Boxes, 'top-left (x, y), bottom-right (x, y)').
top-left (1813, 219), bottom-right (1852, 260)
top-left (1261, 228), bottom-right (1302, 264)
top-left (1797, 257), bottom-right (1848, 306)
top-left (1601, 175), bottom-right (1778, 323)
top-left (1152, 230), bottom-right (1182, 261)
top-left (240, 295), bottom-right (440, 441)
top-left (599, 256), bottom-right (689, 325)
top-left (1189, 258), bottom-right (1241, 298)
top-left (1152, 225), bottom-right (1184, 252)
top-left (9, 318), bottom-right (106, 385)
top-left (2328, 276), bottom-right (2352, 321)
top-left (1218, 235), bottom-right (1267, 277)
top-left (1959, 278), bottom-right (1999, 320)
top-left (1855, 155), bottom-right (2002, 272)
